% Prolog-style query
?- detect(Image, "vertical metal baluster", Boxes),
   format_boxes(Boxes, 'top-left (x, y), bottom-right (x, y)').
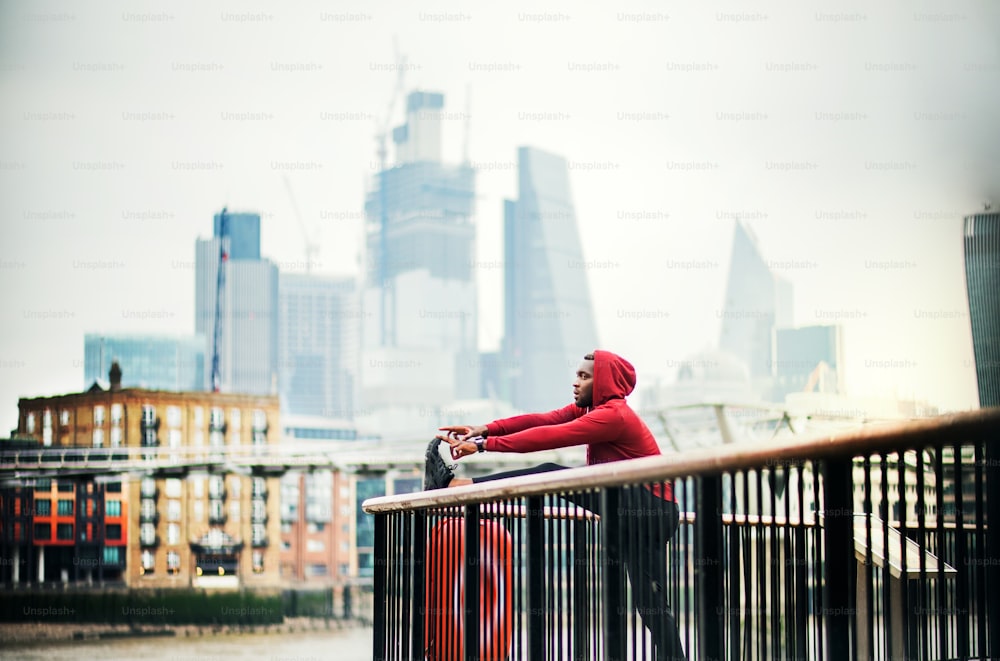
top-left (373, 513), bottom-right (387, 661)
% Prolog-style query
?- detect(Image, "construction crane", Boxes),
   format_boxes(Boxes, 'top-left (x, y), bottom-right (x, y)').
top-left (210, 207), bottom-right (228, 393)
top-left (374, 37), bottom-right (407, 347)
top-left (282, 174), bottom-right (318, 273)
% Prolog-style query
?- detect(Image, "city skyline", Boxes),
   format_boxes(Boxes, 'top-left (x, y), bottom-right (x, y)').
top-left (2, 0), bottom-right (998, 435)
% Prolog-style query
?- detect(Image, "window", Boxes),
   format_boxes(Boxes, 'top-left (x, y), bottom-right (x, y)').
top-left (165, 478), bottom-right (182, 498)
top-left (43, 409), bottom-right (52, 429)
top-left (105, 481), bottom-right (121, 493)
top-left (140, 523), bottom-right (157, 546)
top-left (57, 523), bottom-right (73, 540)
top-left (252, 409), bottom-right (267, 431)
top-left (252, 477), bottom-right (267, 498)
top-left (33, 479), bottom-right (51, 491)
top-left (110, 403), bottom-right (122, 425)
top-left (57, 499), bottom-right (73, 516)
top-left (193, 430), bottom-right (204, 447)
top-left (166, 500), bottom-right (181, 522)
top-left (209, 476), bottom-right (225, 498)
top-left (110, 427), bottom-right (122, 447)
top-left (26, 412), bottom-right (35, 434)
top-left (35, 500), bottom-right (51, 516)
top-left (141, 478), bottom-right (157, 497)
top-left (92, 429), bottom-right (104, 448)
top-left (210, 407), bottom-right (224, 430)
top-left (60, 410), bottom-right (70, 426)
top-left (192, 478), bottom-right (204, 498)
top-left (229, 476), bottom-right (241, 498)
top-left (141, 499), bottom-right (156, 520)
top-left (166, 406), bottom-right (181, 428)
top-left (141, 550), bottom-right (155, 572)
top-left (106, 524), bottom-right (122, 540)
top-left (142, 405), bottom-right (156, 426)
top-left (252, 500), bottom-right (267, 522)
top-left (58, 481), bottom-right (74, 492)
top-left (306, 563), bottom-right (328, 577)
top-left (167, 523), bottom-right (180, 545)
top-left (229, 408), bottom-right (240, 432)
top-left (103, 546), bottom-right (122, 565)
top-left (33, 523), bottom-right (50, 540)
top-left (193, 406), bottom-right (203, 427)
top-left (253, 551), bottom-right (264, 574)
top-left (209, 500), bottom-right (224, 521)
top-left (306, 539), bottom-right (325, 553)
top-left (339, 563), bottom-right (349, 576)
top-left (252, 524), bottom-right (267, 546)
top-left (93, 406), bottom-right (105, 426)
top-left (168, 429), bottom-right (181, 449)
top-left (167, 551), bottom-right (180, 574)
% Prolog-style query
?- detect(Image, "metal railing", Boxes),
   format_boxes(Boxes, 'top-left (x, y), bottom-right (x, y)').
top-left (363, 409), bottom-right (1000, 660)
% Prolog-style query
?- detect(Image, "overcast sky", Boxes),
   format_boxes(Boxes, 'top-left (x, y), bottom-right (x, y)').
top-left (1, 0), bottom-right (998, 434)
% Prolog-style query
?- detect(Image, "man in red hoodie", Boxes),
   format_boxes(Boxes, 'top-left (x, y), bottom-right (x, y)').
top-left (425, 350), bottom-right (686, 660)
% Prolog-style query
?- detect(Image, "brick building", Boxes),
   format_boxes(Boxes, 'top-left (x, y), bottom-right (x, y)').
top-left (1, 364), bottom-right (281, 589)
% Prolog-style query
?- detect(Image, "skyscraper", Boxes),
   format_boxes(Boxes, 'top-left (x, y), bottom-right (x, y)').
top-left (502, 146), bottom-right (600, 412)
top-left (963, 209), bottom-right (1000, 407)
top-left (772, 325), bottom-right (844, 401)
top-left (195, 210), bottom-right (279, 395)
top-left (719, 220), bottom-right (794, 396)
top-left (360, 90), bottom-right (478, 408)
top-left (278, 273), bottom-right (358, 418)
top-left (84, 333), bottom-right (205, 391)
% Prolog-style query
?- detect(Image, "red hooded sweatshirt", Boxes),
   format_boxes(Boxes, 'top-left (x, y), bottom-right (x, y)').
top-left (482, 350), bottom-right (674, 502)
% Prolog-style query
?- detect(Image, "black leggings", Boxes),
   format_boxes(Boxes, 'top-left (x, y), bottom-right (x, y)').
top-left (474, 463), bottom-right (687, 661)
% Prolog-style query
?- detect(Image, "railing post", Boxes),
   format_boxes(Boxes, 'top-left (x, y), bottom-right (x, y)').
top-left (987, 446), bottom-right (1000, 658)
top-left (601, 487), bottom-right (626, 661)
top-left (696, 474), bottom-right (725, 661)
top-left (411, 511), bottom-right (426, 660)
top-left (373, 513), bottom-right (388, 661)
top-left (465, 504), bottom-right (480, 661)
top-left (527, 495), bottom-right (545, 660)
top-left (572, 517), bottom-right (589, 661)
top-left (823, 457), bottom-right (854, 660)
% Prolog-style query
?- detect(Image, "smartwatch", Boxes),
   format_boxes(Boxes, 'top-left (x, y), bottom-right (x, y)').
top-left (474, 437), bottom-right (486, 453)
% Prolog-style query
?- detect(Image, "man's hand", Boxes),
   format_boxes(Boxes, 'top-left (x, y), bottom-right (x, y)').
top-left (436, 425), bottom-right (487, 460)
top-left (438, 425), bottom-right (487, 442)
top-left (444, 438), bottom-right (479, 459)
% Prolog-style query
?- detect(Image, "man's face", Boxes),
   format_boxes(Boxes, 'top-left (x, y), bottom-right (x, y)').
top-left (573, 359), bottom-right (595, 407)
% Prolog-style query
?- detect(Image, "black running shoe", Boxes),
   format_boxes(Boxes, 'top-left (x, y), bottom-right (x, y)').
top-left (424, 438), bottom-right (456, 490)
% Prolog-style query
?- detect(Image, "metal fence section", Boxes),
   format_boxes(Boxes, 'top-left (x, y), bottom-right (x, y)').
top-left (364, 409), bottom-right (1000, 660)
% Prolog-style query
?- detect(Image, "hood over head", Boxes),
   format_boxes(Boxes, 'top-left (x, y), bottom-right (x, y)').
top-left (590, 350), bottom-right (637, 407)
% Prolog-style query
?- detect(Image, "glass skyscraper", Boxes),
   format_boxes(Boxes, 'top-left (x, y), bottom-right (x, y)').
top-left (963, 209), bottom-right (1000, 407)
top-left (278, 273), bottom-right (358, 418)
top-left (360, 90), bottom-right (478, 408)
top-left (195, 210), bottom-right (279, 395)
top-left (502, 146), bottom-right (599, 412)
top-left (719, 219), bottom-right (793, 397)
top-left (84, 333), bottom-right (205, 391)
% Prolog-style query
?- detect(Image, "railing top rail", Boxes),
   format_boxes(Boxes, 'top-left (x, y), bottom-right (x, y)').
top-left (363, 407), bottom-right (1000, 513)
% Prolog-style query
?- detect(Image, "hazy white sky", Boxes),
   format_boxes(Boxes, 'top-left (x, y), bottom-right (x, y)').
top-left (1, 0), bottom-right (998, 434)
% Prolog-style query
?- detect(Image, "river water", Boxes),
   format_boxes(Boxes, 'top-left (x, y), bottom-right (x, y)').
top-left (1, 627), bottom-right (372, 661)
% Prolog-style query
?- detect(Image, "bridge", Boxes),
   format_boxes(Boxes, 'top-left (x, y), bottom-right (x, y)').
top-left (363, 408), bottom-right (1000, 661)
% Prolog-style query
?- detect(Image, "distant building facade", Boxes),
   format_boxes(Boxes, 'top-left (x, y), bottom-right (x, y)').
top-left (502, 146), bottom-right (600, 412)
top-left (1, 367), bottom-right (281, 589)
top-left (278, 273), bottom-right (359, 418)
top-left (195, 209), bottom-right (279, 395)
top-left (963, 209), bottom-right (1000, 407)
top-left (84, 333), bottom-right (205, 392)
